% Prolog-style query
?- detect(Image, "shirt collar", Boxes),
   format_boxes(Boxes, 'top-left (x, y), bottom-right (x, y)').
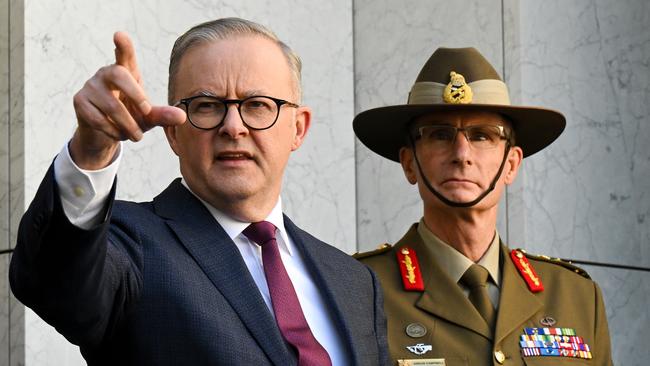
top-left (417, 218), bottom-right (501, 286)
top-left (180, 179), bottom-right (293, 256)
top-left (476, 229), bottom-right (501, 286)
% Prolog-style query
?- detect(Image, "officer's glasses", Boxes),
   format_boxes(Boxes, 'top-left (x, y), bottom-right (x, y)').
top-left (174, 95), bottom-right (300, 131)
top-left (413, 124), bottom-right (511, 150)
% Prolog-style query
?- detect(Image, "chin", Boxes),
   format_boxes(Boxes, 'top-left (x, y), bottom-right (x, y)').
top-left (212, 182), bottom-right (258, 200)
top-left (191, 172), bottom-right (256, 201)
top-left (438, 188), bottom-right (481, 202)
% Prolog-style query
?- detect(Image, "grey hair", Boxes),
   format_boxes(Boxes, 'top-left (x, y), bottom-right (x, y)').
top-left (167, 17), bottom-right (302, 105)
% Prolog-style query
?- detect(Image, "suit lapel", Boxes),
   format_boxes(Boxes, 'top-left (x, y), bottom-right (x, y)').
top-left (400, 225), bottom-right (493, 340)
top-left (153, 180), bottom-right (293, 366)
top-left (494, 243), bottom-right (543, 345)
top-left (283, 217), bottom-right (360, 365)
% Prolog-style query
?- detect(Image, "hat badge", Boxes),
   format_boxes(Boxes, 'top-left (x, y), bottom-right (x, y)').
top-left (443, 71), bottom-right (473, 104)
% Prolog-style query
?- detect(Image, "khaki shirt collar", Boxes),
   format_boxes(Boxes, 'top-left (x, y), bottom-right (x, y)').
top-left (417, 218), bottom-right (501, 286)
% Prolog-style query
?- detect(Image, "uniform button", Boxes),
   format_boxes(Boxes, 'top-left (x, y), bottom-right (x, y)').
top-left (73, 186), bottom-right (85, 197)
top-left (494, 350), bottom-right (506, 364)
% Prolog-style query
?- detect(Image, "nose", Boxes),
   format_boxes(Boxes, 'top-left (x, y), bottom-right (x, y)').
top-left (451, 129), bottom-right (473, 165)
top-left (218, 104), bottom-right (249, 139)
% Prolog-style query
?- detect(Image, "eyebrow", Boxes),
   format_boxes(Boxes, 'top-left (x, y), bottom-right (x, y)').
top-left (197, 90), bottom-right (217, 97)
top-left (242, 89), bottom-right (265, 97)
top-left (194, 89), bottom-right (267, 99)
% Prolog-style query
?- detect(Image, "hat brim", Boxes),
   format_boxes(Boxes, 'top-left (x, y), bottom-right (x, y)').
top-left (353, 104), bottom-right (566, 162)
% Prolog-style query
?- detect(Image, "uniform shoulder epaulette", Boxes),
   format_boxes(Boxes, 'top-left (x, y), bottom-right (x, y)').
top-left (353, 243), bottom-right (393, 259)
top-left (516, 249), bottom-right (591, 280)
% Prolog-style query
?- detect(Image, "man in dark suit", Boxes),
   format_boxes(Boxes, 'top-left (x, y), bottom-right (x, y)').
top-left (353, 47), bottom-right (612, 365)
top-left (10, 18), bottom-right (387, 365)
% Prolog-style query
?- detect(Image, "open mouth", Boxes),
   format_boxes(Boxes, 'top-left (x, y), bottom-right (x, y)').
top-left (217, 151), bottom-right (253, 161)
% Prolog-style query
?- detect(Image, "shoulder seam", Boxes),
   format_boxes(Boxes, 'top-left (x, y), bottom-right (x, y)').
top-left (353, 243), bottom-right (393, 259)
top-left (517, 248), bottom-right (591, 279)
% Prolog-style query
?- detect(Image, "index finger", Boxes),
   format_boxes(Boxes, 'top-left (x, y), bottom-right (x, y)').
top-left (113, 31), bottom-right (141, 82)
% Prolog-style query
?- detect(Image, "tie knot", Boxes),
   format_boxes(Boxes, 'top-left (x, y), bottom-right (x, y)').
top-left (460, 264), bottom-right (490, 288)
top-left (243, 221), bottom-right (277, 246)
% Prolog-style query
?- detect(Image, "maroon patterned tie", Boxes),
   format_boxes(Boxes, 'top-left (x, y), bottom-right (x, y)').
top-left (243, 221), bottom-right (332, 366)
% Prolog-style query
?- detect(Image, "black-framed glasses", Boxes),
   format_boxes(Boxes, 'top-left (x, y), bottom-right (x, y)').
top-left (174, 95), bottom-right (300, 131)
top-left (413, 124), bottom-right (511, 150)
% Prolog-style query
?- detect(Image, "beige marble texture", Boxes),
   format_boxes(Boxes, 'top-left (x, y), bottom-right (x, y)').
top-left (23, 0), bottom-right (356, 250)
top-left (19, 0), bottom-right (355, 364)
top-left (1, 0), bottom-right (8, 253)
top-left (0, 2), bottom-right (8, 362)
top-left (512, 1), bottom-right (650, 364)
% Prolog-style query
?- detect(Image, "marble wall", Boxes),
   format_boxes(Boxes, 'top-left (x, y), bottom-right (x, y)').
top-left (515, 1), bottom-right (650, 362)
top-left (1, 0), bottom-right (647, 365)
top-left (0, 0), bottom-right (9, 360)
top-left (0, 0), bottom-right (10, 361)
top-left (354, 0), bottom-right (649, 364)
top-left (2, 0), bottom-right (24, 364)
top-left (14, 0), bottom-right (355, 364)
top-left (354, 0), bottom-right (508, 249)
top-left (22, 0), bottom-right (356, 250)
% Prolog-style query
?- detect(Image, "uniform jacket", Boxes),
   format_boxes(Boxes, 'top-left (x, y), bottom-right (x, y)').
top-left (10, 164), bottom-right (388, 365)
top-left (357, 223), bottom-right (612, 366)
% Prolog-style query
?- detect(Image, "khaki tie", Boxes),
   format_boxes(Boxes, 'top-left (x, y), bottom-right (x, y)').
top-left (460, 264), bottom-right (496, 329)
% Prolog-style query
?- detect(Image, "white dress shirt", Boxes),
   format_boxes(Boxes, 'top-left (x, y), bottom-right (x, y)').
top-left (53, 142), bottom-right (348, 366)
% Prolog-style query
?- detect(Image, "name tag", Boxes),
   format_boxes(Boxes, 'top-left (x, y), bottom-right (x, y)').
top-left (397, 359), bottom-right (446, 366)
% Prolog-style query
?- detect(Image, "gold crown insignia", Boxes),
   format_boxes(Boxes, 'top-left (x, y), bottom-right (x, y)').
top-left (443, 71), bottom-right (473, 104)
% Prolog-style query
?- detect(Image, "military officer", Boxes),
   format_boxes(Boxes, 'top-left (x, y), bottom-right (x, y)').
top-left (353, 47), bottom-right (613, 366)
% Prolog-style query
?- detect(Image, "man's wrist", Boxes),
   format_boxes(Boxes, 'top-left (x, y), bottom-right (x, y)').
top-left (69, 128), bottom-right (121, 170)
top-left (54, 140), bottom-right (122, 229)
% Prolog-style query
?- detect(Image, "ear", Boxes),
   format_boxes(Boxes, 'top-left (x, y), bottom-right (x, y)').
top-left (291, 106), bottom-right (312, 151)
top-left (164, 125), bottom-right (180, 156)
top-left (399, 147), bottom-right (418, 185)
top-left (504, 145), bottom-right (523, 185)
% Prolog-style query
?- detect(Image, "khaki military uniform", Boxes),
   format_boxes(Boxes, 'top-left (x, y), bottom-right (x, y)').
top-left (357, 223), bottom-right (612, 366)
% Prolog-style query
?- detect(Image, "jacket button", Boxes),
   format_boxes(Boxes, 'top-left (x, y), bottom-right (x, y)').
top-left (494, 350), bottom-right (506, 364)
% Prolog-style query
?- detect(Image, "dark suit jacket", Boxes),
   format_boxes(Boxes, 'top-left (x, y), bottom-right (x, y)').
top-left (10, 164), bottom-right (388, 365)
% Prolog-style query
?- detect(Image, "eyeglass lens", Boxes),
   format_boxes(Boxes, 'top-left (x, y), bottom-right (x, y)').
top-left (187, 96), bottom-right (280, 130)
top-left (417, 125), bottom-right (507, 150)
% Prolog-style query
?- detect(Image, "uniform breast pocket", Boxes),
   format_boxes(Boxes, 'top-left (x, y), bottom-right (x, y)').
top-left (443, 357), bottom-right (468, 366)
top-left (396, 356), bottom-right (468, 366)
top-left (523, 357), bottom-right (591, 366)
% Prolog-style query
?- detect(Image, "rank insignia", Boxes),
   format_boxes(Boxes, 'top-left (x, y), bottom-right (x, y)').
top-left (406, 343), bottom-right (433, 355)
top-left (510, 249), bottom-right (544, 292)
top-left (519, 328), bottom-right (592, 359)
top-left (443, 71), bottom-right (473, 104)
top-left (397, 247), bottom-right (424, 291)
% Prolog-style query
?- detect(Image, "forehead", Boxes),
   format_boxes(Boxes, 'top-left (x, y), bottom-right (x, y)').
top-left (413, 110), bottom-right (510, 127)
top-left (173, 35), bottom-right (293, 97)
